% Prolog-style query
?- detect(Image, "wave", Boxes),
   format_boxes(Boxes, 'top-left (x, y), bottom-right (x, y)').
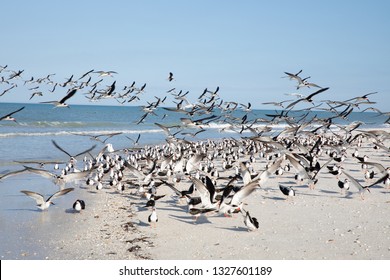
top-left (0, 129), bottom-right (163, 138)
top-left (16, 121), bottom-right (113, 128)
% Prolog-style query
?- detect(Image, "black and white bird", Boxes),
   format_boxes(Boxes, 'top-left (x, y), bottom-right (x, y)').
top-left (342, 171), bottom-right (371, 200)
top-left (168, 72), bottom-right (174, 82)
top-left (73, 199), bottom-right (86, 212)
top-left (0, 106), bottom-right (25, 123)
top-left (148, 207), bottom-right (158, 228)
top-left (279, 184), bottom-right (295, 198)
top-left (20, 188), bottom-right (74, 211)
top-left (242, 210), bottom-right (259, 231)
top-left (338, 178), bottom-right (350, 193)
top-left (40, 87), bottom-right (78, 108)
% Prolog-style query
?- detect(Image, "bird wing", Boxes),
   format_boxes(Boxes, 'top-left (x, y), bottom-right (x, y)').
top-left (258, 157), bottom-right (283, 183)
top-left (368, 173), bottom-right (389, 187)
top-left (285, 98), bottom-right (304, 109)
top-left (154, 123), bottom-right (171, 135)
top-left (230, 179), bottom-right (260, 206)
top-left (342, 171), bottom-right (365, 192)
top-left (59, 88), bottom-right (78, 104)
top-left (74, 144), bottom-right (97, 158)
top-left (1, 106), bottom-right (25, 119)
top-left (285, 154), bottom-right (309, 180)
top-left (23, 166), bottom-right (58, 180)
top-left (20, 190), bottom-right (45, 205)
top-left (240, 162), bottom-right (252, 185)
top-left (161, 180), bottom-right (182, 196)
top-left (306, 87), bottom-right (329, 100)
top-left (186, 154), bottom-right (204, 173)
top-left (363, 161), bottom-right (386, 174)
top-left (190, 177), bottom-right (213, 207)
top-left (0, 167), bottom-right (30, 180)
top-left (47, 187), bottom-right (74, 202)
top-left (52, 140), bottom-right (72, 157)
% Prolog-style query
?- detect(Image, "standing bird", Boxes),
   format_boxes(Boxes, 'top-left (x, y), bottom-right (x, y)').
top-left (279, 184), bottom-right (295, 198)
top-left (338, 178), bottom-right (350, 194)
top-left (73, 199), bottom-right (86, 212)
top-left (342, 171), bottom-right (371, 200)
top-left (20, 188), bottom-right (74, 211)
top-left (148, 207), bottom-right (158, 228)
top-left (242, 210), bottom-right (259, 231)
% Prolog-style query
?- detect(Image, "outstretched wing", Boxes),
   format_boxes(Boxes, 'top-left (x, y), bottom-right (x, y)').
top-left (47, 187), bottom-right (74, 202)
top-left (20, 190), bottom-right (45, 205)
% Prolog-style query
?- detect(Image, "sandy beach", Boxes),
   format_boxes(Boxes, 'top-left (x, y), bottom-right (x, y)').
top-left (7, 129), bottom-right (385, 261)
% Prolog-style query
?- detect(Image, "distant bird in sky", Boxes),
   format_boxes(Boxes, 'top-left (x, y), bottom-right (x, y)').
top-left (20, 188), bottom-right (74, 211)
top-left (168, 72), bottom-right (174, 82)
top-left (93, 70), bottom-right (118, 77)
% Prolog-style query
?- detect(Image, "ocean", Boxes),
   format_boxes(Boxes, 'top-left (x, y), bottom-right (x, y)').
top-left (1, 102), bottom-right (388, 166)
top-left (0, 102), bottom-right (388, 259)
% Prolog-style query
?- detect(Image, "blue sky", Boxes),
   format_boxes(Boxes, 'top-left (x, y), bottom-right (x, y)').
top-left (1, 0), bottom-right (389, 110)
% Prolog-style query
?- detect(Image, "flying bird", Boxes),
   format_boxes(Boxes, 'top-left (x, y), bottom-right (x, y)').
top-left (168, 72), bottom-right (174, 82)
top-left (51, 140), bottom-right (96, 162)
top-left (41, 87), bottom-right (79, 108)
top-left (20, 188), bottom-right (74, 211)
top-left (285, 87), bottom-right (329, 109)
top-left (0, 106), bottom-right (25, 123)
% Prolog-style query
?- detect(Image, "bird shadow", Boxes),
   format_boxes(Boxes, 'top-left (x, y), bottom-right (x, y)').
top-left (4, 208), bottom-right (41, 212)
top-left (168, 214), bottom-right (212, 225)
top-left (215, 226), bottom-right (250, 232)
top-left (136, 220), bottom-right (151, 227)
top-left (319, 189), bottom-right (340, 194)
top-left (159, 206), bottom-right (188, 213)
top-left (65, 208), bottom-right (80, 214)
top-left (262, 196), bottom-right (285, 201)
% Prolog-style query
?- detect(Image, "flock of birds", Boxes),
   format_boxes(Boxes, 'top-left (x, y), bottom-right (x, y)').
top-left (1, 64), bottom-right (390, 232)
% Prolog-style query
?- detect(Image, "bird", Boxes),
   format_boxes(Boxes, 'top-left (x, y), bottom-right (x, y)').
top-left (0, 106), bottom-right (25, 123)
top-left (364, 169), bottom-right (375, 180)
top-left (242, 209), bottom-right (259, 231)
top-left (73, 199), bottom-right (86, 212)
top-left (20, 188), bottom-right (74, 211)
top-left (168, 72), bottom-right (174, 82)
top-left (341, 171), bottom-right (371, 200)
top-left (338, 178), bottom-right (350, 194)
top-left (219, 179), bottom-right (260, 216)
top-left (40, 87), bottom-right (78, 108)
top-left (93, 70), bottom-right (118, 77)
top-left (279, 184), bottom-right (295, 198)
top-left (148, 207), bottom-right (158, 228)
top-left (285, 87), bottom-right (329, 109)
top-left (71, 132), bottom-right (122, 143)
top-left (51, 140), bottom-right (96, 162)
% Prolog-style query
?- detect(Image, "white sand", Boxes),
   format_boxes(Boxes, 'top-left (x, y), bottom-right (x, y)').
top-left (46, 133), bottom-right (390, 260)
